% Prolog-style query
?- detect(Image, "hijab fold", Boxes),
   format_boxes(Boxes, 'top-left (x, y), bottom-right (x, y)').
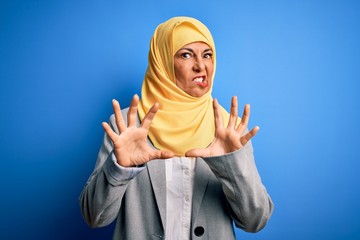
top-left (138, 17), bottom-right (230, 156)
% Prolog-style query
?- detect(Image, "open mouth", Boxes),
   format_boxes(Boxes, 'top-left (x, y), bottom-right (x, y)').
top-left (193, 76), bottom-right (208, 87)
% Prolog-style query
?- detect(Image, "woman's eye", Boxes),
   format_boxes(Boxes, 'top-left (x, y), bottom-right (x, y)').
top-left (204, 53), bottom-right (213, 59)
top-left (181, 53), bottom-right (191, 59)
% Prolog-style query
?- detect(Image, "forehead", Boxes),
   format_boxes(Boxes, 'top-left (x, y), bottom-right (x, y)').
top-left (178, 42), bottom-right (212, 51)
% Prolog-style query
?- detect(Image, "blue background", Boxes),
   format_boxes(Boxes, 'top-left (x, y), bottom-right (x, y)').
top-left (1, 0), bottom-right (359, 239)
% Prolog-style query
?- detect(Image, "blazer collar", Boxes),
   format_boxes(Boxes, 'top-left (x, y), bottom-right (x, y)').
top-left (147, 160), bottom-right (167, 231)
top-left (191, 158), bottom-right (211, 223)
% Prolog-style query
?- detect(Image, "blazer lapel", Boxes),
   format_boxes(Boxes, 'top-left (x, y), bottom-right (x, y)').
top-left (147, 159), bottom-right (167, 231)
top-left (135, 111), bottom-right (167, 229)
top-left (191, 158), bottom-right (211, 222)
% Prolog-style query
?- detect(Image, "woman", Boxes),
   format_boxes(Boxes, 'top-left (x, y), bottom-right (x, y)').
top-left (80, 16), bottom-right (273, 239)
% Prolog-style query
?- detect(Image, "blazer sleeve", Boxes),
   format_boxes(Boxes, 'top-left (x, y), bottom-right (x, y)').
top-left (79, 112), bottom-right (144, 228)
top-left (202, 140), bottom-right (274, 233)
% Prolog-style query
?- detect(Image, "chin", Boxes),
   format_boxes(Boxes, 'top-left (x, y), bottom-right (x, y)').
top-left (189, 90), bottom-right (209, 98)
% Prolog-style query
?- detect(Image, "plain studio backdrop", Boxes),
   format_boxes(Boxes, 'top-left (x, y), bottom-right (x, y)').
top-left (1, 0), bottom-right (359, 239)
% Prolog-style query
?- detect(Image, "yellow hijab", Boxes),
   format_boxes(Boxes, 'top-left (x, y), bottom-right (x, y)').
top-left (138, 16), bottom-right (230, 156)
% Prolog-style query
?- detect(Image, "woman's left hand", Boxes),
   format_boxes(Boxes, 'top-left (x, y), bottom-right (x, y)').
top-left (185, 96), bottom-right (259, 157)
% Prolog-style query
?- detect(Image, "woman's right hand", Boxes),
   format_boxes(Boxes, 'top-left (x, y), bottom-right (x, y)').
top-left (102, 94), bottom-right (174, 167)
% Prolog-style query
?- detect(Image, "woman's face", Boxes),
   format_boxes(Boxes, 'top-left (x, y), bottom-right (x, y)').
top-left (174, 42), bottom-right (214, 97)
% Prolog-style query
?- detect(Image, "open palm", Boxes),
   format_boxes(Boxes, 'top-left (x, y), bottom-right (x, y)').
top-left (185, 96), bottom-right (259, 158)
top-left (102, 95), bottom-right (174, 167)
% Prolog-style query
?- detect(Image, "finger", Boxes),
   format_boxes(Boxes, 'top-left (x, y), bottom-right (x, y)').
top-left (112, 99), bottom-right (126, 133)
top-left (185, 148), bottom-right (210, 158)
top-left (213, 99), bottom-right (224, 130)
top-left (141, 102), bottom-right (159, 130)
top-left (102, 122), bottom-right (119, 143)
top-left (227, 96), bottom-right (238, 129)
top-left (237, 104), bottom-right (250, 133)
top-left (151, 149), bottom-right (174, 160)
top-left (128, 94), bottom-right (139, 127)
top-left (240, 126), bottom-right (259, 146)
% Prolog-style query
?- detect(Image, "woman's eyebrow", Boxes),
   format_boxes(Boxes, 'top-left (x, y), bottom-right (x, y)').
top-left (180, 48), bottom-right (213, 53)
top-left (180, 48), bottom-right (195, 53)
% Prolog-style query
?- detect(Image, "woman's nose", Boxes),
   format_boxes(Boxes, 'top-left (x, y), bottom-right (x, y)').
top-left (193, 58), bottom-right (205, 72)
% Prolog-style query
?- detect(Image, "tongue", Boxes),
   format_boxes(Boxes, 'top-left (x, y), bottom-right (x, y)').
top-left (194, 81), bottom-right (208, 87)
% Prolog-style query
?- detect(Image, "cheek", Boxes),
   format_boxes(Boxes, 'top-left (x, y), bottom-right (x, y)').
top-left (207, 64), bottom-right (214, 78)
top-left (174, 67), bottom-right (186, 90)
top-left (174, 64), bottom-right (189, 82)
top-left (174, 61), bottom-right (182, 77)
top-left (208, 65), bottom-right (214, 74)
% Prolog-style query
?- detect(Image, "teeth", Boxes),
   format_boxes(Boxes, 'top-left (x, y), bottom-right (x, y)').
top-left (193, 77), bottom-right (203, 83)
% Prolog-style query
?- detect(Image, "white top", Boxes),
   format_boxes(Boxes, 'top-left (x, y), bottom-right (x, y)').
top-left (165, 157), bottom-right (196, 240)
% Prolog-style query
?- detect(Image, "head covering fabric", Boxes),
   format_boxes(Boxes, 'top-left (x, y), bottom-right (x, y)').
top-left (138, 16), bottom-right (230, 156)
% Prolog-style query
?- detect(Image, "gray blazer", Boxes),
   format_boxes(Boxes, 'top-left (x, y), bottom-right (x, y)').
top-left (80, 108), bottom-right (273, 239)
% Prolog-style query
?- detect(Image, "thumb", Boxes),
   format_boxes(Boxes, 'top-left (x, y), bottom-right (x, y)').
top-left (152, 150), bottom-right (174, 160)
top-left (185, 148), bottom-right (210, 158)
